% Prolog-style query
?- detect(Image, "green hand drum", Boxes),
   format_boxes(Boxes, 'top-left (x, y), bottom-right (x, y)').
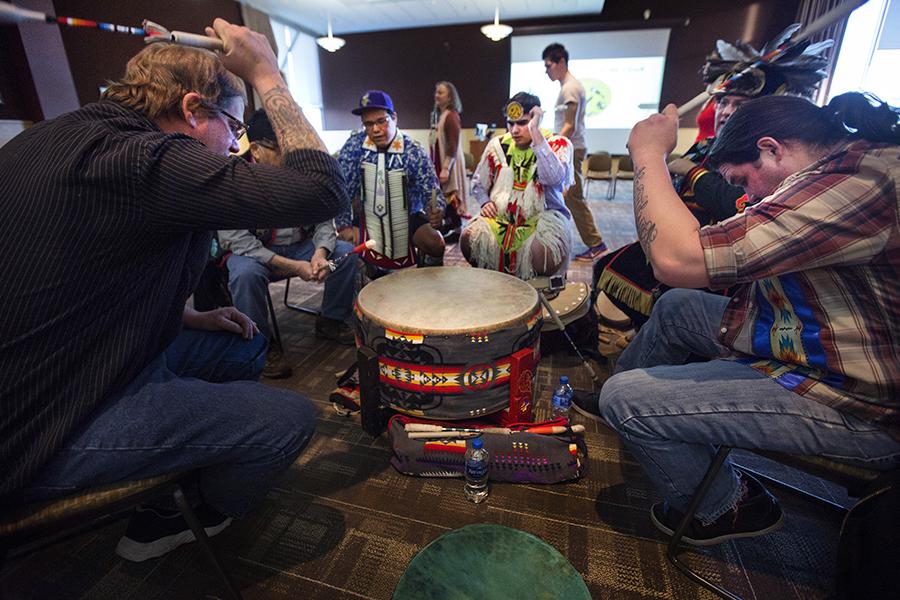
top-left (393, 524), bottom-right (592, 599)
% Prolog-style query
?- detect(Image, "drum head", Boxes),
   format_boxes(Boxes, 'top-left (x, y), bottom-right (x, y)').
top-left (541, 282), bottom-right (590, 331)
top-left (357, 267), bottom-right (539, 335)
top-left (393, 524), bottom-right (591, 600)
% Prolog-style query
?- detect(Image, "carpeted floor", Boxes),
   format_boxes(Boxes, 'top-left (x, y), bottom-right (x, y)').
top-left (0, 181), bottom-right (846, 599)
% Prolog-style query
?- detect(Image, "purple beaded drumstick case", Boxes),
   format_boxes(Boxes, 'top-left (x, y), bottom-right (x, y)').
top-left (354, 267), bottom-right (541, 424)
top-left (388, 415), bottom-right (587, 484)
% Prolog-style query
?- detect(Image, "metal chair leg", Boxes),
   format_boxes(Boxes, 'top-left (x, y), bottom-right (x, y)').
top-left (666, 446), bottom-right (743, 600)
top-left (172, 486), bottom-right (243, 600)
top-left (734, 464), bottom-right (847, 513)
top-left (264, 289), bottom-right (283, 351)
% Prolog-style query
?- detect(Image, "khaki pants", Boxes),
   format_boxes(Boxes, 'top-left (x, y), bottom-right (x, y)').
top-left (565, 148), bottom-right (603, 247)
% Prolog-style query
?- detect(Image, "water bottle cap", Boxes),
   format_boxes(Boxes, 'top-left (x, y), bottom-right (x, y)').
top-left (559, 375), bottom-right (569, 384)
top-left (471, 437), bottom-right (484, 449)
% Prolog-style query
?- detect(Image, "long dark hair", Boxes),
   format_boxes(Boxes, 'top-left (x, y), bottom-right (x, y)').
top-left (709, 92), bottom-right (899, 165)
top-left (430, 81), bottom-right (463, 129)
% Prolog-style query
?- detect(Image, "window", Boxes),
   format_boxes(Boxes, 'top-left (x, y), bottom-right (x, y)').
top-left (270, 20), bottom-right (324, 132)
top-left (828, 0), bottom-right (900, 105)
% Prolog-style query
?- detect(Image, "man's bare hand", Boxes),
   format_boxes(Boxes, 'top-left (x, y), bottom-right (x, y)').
top-left (188, 306), bottom-right (259, 340)
top-left (428, 206), bottom-right (444, 229)
top-left (294, 260), bottom-right (314, 281)
top-left (205, 19), bottom-right (279, 87)
top-left (480, 201), bottom-right (498, 218)
top-left (527, 106), bottom-right (544, 144)
top-left (439, 168), bottom-right (450, 184)
top-left (310, 253), bottom-right (330, 282)
top-left (628, 104), bottom-right (679, 162)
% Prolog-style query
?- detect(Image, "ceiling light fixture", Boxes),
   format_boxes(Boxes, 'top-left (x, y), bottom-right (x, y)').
top-left (481, 8), bottom-right (512, 42)
top-left (316, 19), bottom-right (345, 52)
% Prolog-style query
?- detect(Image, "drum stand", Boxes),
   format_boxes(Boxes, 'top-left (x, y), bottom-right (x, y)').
top-left (357, 346), bottom-right (392, 437)
top-left (529, 276), bottom-right (604, 388)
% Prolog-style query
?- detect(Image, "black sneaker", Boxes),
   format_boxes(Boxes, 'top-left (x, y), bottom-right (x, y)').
top-left (571, 390), bottom-right (603, 421)
top-left (650, 474), bottom-right (784, 546)
top-left (262, 348), bottom-right (292, 379)
top-left (115, 504), bottom-right (232, 562)
top-left (315, 316), bottom-right (355, 346)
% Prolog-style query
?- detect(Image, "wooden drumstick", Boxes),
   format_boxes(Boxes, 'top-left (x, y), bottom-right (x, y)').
top-left (405, 424), bottom-right (510, 435)
top-left (523, 424), bottom-right (586, 435)
top-left (537, 292), bottom-right (603, 387)
top-left (407, 431), bottom-right (480, 439)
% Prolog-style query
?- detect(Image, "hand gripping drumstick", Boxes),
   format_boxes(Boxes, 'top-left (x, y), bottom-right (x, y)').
top-left (143, 20), bottom-right (224, 51)
top-left (317, 239), bottom-right (376, 275)
top-left (676, 0), bottom-right (867, 116)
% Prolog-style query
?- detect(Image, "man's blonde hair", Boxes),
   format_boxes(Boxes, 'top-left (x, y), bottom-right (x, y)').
top-left (102, 43), bottom-right (247, 120)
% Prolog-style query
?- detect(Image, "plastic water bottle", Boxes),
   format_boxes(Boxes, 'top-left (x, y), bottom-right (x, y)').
top-left (464, 437), bottom-right (490, 503)
top-left (551, 375), bottom-right (574, 419)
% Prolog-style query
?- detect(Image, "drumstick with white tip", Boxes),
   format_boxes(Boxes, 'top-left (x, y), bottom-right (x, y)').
top-left (143, 20), bottom-right (224, 51)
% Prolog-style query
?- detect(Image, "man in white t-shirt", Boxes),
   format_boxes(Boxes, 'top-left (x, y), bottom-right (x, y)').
top-left (543, 43), bottom-right (607, 261)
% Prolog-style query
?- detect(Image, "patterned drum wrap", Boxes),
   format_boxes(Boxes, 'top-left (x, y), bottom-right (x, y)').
top-left (355, 267), bottom-right (542, 420)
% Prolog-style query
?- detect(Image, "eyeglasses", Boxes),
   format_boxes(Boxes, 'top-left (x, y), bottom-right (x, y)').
top-left (200, 102), bottom-right (248, 140)
top-left (217, 107), bottom-right (248, 140)
top-left (362, 116), bottom-right (391, 130)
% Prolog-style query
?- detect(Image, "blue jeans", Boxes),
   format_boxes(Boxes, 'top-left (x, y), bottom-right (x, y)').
top-left (227, 239), bottom-right (356, 340)
top-left (598, 288), bottom-right (900, 522)
top-left (21, 329), bottom-right (316, 517)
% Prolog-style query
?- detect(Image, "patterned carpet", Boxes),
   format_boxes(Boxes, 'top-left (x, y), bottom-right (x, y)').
top-left (0, 183), bottom-right (846, 599)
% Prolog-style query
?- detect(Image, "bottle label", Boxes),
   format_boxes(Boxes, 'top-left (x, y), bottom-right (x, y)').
top-left (465, 457), bottom-right (488, 479)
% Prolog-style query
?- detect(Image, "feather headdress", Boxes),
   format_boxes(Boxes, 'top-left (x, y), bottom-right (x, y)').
top-left (702, 24), bottom-right (833, 99)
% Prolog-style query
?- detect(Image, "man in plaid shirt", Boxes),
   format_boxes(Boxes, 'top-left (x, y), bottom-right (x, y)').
top-left (588, 92), bottom-right (899, 546)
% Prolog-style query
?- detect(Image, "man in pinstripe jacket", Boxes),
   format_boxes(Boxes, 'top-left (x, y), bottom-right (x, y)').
top-left (0, 20), bottom-right (347, 561)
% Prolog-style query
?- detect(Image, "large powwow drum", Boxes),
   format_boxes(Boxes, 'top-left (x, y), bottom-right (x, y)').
top-left (355, 267), bottom-right (541, 422)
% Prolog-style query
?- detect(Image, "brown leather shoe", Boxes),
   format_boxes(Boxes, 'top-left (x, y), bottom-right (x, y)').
top-left (262, 349), bottom-right (292, 379)
top-left (315, 317), bottom-right (355, 346)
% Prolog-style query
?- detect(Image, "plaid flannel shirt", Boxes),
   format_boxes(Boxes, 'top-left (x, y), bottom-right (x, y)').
top-left (699, 140), bottom-right (900, 439)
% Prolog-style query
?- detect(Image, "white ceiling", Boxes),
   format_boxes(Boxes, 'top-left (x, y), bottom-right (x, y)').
top-left (245, 0), bottom-right (607, 36)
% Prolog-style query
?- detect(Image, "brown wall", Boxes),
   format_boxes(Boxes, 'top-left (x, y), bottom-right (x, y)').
top-left (0, 27), bottom-right (40, 121)
top-left (320, 0), bottom-right (800, 129)
top-left (53, 0), bottom-right (243, 107)
top-left (0, 0), bottom-right (243, 122)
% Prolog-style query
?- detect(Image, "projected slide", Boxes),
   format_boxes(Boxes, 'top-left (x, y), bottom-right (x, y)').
top-left (510, 57), bottom-right (665, 129)
top-left (510, 29), bottom-right (670, 153)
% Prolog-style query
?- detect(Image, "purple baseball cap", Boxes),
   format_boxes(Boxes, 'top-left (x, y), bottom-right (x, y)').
top-left (351, 90), bottom-right (395, 115)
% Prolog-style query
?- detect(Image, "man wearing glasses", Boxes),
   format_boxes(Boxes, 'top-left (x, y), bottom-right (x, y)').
top-left (337, 90), bottom-right (446, 269)
top-left (0, 21), bottom-right (347, 560)
top-left (218, 109), bottom-right (357, 379)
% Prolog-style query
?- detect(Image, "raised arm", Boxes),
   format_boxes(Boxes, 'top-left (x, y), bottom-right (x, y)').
top-left (208, 19), bottom-right (325, 154)
top-left (627, 104), bottom-right (709, 288)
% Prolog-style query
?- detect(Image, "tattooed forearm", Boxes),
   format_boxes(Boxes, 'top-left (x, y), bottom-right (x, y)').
top-left (261, 85), bottom-right (327, 154)
top-left (632, 166), bottom-right (658, 262)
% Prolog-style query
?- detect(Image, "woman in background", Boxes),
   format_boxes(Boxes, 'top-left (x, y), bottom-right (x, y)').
top-left (430, 81), bottom-right (469, 242)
